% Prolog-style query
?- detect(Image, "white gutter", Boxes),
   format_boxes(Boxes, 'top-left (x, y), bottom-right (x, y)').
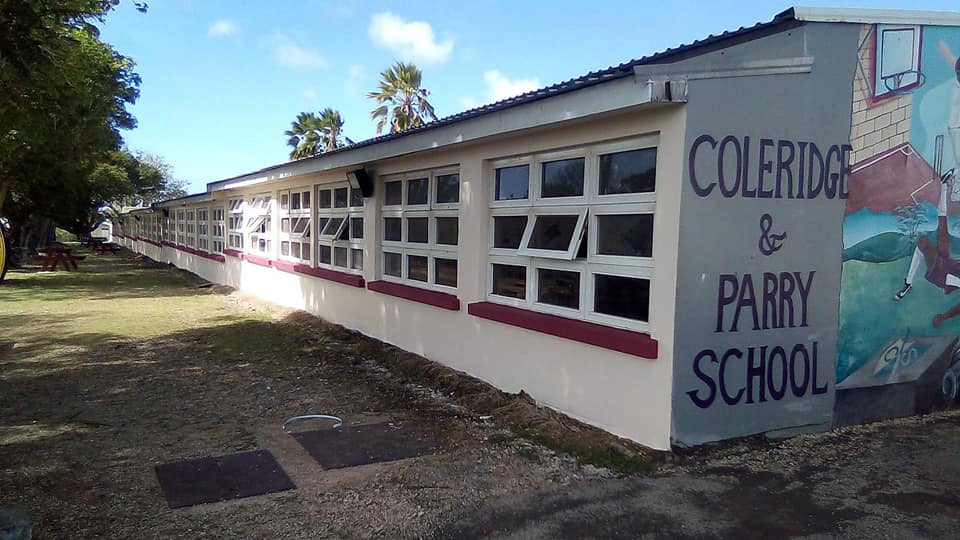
top-left (213, 78), bottom-right (686, 192)
top-left (791, 6), bottom-right (960, 26)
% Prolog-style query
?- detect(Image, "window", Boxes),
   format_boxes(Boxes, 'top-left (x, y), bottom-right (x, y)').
top-left (316, 183), bottom-right (363, 272)
top-left (164, 213), bottom-right (174, 243)
top-left (196, 207), bottom-right (209, 252)
top-left (227, 198), bottom-right (244, 250)
top-left (245, 194), bottom-right (273, 254)
top-left (279, 187), bottom-right (312, 264)
top-left (176, 209), bottom-right (185, 245)
top-left (185, 208), bottom-right (196, 247)
top-left (487, 136), bottom-right (657, 330)
top-left (211, 206), bottom-right (225, 253)
top-left (380, 167), bottom-right (460, 290)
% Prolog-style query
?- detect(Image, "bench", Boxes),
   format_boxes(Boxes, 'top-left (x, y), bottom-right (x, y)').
top-left (32, 248), bottom-right (86, 271)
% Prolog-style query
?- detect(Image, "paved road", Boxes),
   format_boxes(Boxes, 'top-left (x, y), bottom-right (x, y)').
top-left (431, 411), bottom-right (960, 539)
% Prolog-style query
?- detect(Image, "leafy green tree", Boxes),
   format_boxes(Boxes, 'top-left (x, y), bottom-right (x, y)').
top-left (367, 62), bottom-right (437, 135)
top-left (284, 108), bottom-right (346, 160)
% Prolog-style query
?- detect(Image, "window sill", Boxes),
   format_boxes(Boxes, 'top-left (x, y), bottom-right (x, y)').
top-left (467, 301), bottom-right (658, 359)
top-left (244, 253), bottom-right (272, 268)
top-left (273, 260), bottom-right (365, 288)
top-left (223, 248), bottom-right (243, 259)
top-left (367, 280), bottom-right (460, 311)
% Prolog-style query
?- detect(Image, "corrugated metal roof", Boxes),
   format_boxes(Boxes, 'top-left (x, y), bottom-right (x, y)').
top-left (204, 8), bottom-right (800, 192)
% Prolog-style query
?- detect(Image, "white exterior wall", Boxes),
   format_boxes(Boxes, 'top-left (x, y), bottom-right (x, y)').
top-left (126, 106), bottom-right (685, 449)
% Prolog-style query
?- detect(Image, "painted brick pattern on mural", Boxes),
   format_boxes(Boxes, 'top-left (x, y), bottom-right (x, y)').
top-left (850, 24), bottom-right (913, 165)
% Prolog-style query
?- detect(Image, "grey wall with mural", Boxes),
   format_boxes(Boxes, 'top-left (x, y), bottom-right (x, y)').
top-left (667, 21), bottom-right (861, 446)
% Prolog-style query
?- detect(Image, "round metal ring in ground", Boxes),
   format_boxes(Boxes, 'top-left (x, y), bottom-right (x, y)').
top-left (282, 414), bottom-right (343, 433)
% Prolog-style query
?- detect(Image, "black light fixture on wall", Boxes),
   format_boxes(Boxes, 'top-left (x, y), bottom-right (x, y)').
top-left (346, 168), bottom-right (374, 198)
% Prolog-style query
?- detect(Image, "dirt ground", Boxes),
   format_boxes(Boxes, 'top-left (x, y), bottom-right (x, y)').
top-left (3, 248), bottom-right (960, 539)
top-left (0, 250), bottom-right (596, 539)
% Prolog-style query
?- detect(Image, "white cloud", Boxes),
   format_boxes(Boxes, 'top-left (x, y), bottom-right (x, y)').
top-left (368, 12), bottom-right (453, 66)
top-left (459, 70), bottom-right (541, 110)
top-left (345, 64), bottom-right (365, 96)
top-left (207, 19), bottom-right (238, 38)
top-left (272, 34), bottom-right (329, 70)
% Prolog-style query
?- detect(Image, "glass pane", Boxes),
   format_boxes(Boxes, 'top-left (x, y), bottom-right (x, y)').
top-left (319, 190), bottom-right (332, 208)
top-left (350, 217), bottom-right (364, 239)
top-left (322, 217), bottom-right (344, 236)
top-left (334, 187), bottom-right (348, 208)
top-left (293, 218), bottom-right (310, 234)
top-left (599, 148), bottom-right (656, 195)
top-left (319, 245), bottom-right (332, 264)
top-left (334, 246), bottom-right (348, 267)
top-left (407, 217), bottom-right (428, 243)
top-left (595, 274), bottom-right (650, 321)
top-left (537, 268), bottom-right (580, 309)
top-left (407, 177), bottom-right (429, 205)
top-left (316, 217), bottom-right (329, 234)
top-left (407, 255), bottom-right (428, 281)
top-left (280, 193), bottom-right (289, 210)
top-left (597, 214), bottom-right (653, 257)
top-left (436, 174), bottom-right (460, 203)
top-left (435, 258), bottom-right (457, 287)
top-left (281, 218), bottom-right (290, 233)
top-left (384, 252), bottom-right (402, 277)
top-left (302, 191), bottom-right (311, 208)
top-left (436, 217), bottom-right (458, 245)
top-left (384, 217), bottom-right (402, 242)
top-left (281, 241), bottom-right (290, 256)
top-left (291, 192), bottom-right (301, 210)
top-left (350, 248), bottom-right (363, 270)
top-left (291, 242), bottom-right (300, 258)
top-left (495, 165), bottom-right (529, 200)
top-left (528, 214), bottom-right (578, 251)
top-left (302, 243), bottom-right (310, 259)
top-left (385, 181), bottom-right (402, 206)
top-left (350, 188), bottom-right (363, 207)
top-left (493, 216), bottom-right (527, 249)
top-left (492, 264), bottom-right (525, 299)
top-left (541, 157), bottom-right (584, 198)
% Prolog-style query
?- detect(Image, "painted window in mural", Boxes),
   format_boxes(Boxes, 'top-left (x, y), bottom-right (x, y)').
top-left (487, 135), bottom-right (656, 330)
top-left (841, 23), bottom-right (960, 426)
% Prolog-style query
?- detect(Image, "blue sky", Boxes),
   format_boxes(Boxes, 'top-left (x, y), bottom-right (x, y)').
top-left (99, 0), bottom-right (959, 193)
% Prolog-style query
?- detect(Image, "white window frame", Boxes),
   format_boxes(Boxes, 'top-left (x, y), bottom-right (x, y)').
top-left (379, 166), bottom-right (460, 293)
top-left (227, 197), bottom-right (244, 250)
top-left (486, 134), bottom-right (659, 331)
top-left (278, 187), bottom-right (312, 264)
top-left (185, 208), bottom-right (196, 248)
top-left (175, 209), bottom-right (185, 245)
top-left (245, 194), bottom-right (273, 255)
top-left (196, 207), bottom-right (209, 252)
top-left (316, 183), bottom-right (363, 273)
top-left (211, 206), bottom-right (225, 253)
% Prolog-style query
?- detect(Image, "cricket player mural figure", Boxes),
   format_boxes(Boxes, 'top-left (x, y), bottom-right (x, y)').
top-left (836, 25), bottom-right (960, 422)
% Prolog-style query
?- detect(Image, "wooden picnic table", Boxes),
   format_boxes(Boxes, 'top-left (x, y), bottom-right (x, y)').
top-left (32, 246), bottom-right (86, 271)
top-left (91, 242), bottom-right (120, 254)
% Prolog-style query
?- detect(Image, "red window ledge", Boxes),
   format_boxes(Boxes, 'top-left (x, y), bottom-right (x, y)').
top-left (223, 248), bottom-right (243, 259)
top-left (467, 302), bottom-right (658, 359)
top-left (367, 280), bottom-right (460, 311)
top-left (272, 260), bottom-right (365, 288)
top-left (244, 253), bottom-right (272, 268)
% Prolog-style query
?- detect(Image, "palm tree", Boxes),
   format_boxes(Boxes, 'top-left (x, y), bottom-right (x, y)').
top-left (367, 62), bottom-right (437, 135)
top-left (285, 112), bottom-right (323, 160)
top-left (317, 108), bottom-right (344, 152)
top-left (284, 108), bottom-right (347, 160)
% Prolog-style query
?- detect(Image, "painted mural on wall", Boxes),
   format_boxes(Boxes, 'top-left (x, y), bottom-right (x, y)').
top-left (838, 23), bottom-right (960, 425)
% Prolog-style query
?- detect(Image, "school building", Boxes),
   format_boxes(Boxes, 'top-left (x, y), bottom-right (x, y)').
top-left (116, 7), bottom-right (960, 450)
